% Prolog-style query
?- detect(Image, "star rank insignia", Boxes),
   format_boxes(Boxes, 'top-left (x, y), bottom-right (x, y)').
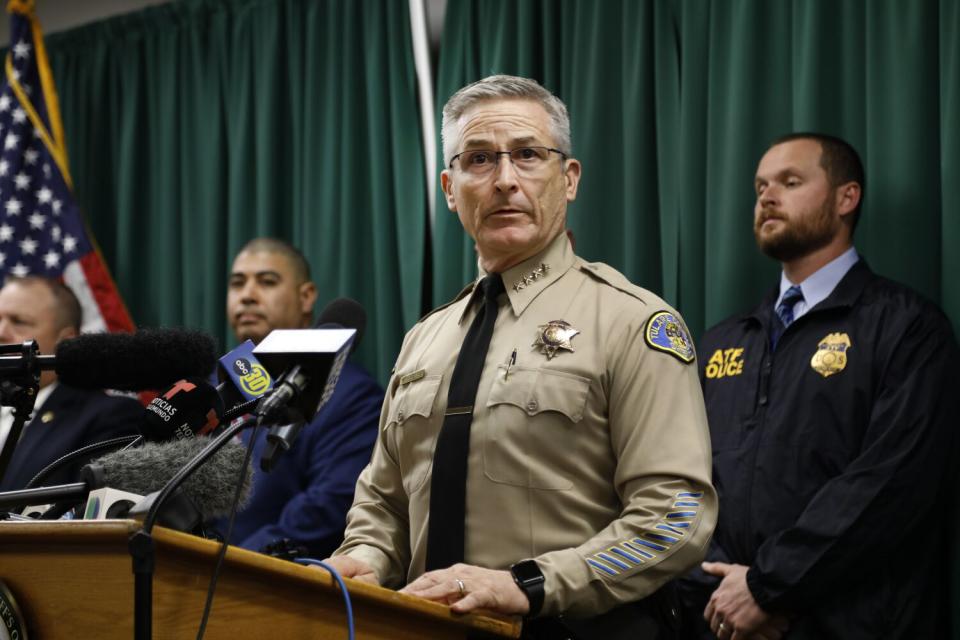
top-left (533, 320), bottom-right (579, 359)
top-left (512, 263), bottom-right (550, 293)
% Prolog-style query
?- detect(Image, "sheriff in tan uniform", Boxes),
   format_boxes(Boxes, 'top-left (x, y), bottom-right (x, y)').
top-left (326, 75), bottom-right (716, 632)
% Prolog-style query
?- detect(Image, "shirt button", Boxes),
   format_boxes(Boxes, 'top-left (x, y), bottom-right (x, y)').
top-left (526, 399), bottom-right (539, 412)
top-left (397, 410), bottom-right (405, 421)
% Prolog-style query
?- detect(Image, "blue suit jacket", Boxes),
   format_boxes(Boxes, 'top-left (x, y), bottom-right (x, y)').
top-left (225, 360), bottom-right (383, 558)
top-left (0, 383), bottom-right (143, 491)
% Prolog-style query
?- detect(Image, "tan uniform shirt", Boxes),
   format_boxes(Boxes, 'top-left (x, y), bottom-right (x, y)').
top-left (335, 232), bottom-right (717, 617)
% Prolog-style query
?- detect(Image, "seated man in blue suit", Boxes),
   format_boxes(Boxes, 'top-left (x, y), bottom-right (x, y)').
top-left (0, 276), bottom-right (142, 491)
top-left (223, 238), bottom-right (383, 558)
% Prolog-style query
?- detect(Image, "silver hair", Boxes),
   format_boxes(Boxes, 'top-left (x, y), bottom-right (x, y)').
top-left (440, 74), bottom-right (572, 168)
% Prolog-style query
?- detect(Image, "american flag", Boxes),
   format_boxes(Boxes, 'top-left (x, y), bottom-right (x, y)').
top-left (0, 0), bottom-right (132, 333)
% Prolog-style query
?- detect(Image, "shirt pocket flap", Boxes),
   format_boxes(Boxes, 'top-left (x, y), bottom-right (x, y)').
top-left (487, 365), bottom-right (590, 423)
top-left (387, 374), bottom-right (443, 426)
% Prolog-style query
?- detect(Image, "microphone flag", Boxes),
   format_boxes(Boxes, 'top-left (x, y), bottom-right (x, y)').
top-left (0, 1), bottom-right (133, 333)
top-left (218, 340), bottom-right (273, 401)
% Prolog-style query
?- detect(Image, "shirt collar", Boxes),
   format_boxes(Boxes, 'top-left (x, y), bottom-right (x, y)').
top-left (35, 381), bottom-right (58, 412)
top-left (461, 232), bottom-right (575, 323)
top-left (777, 246), bottom-right (859, 312)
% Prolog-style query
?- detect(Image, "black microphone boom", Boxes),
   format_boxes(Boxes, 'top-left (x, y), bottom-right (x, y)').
top-left (0, 329), bottom-right (217, 391)
top-left (55, 329), bottom-right (218, 391)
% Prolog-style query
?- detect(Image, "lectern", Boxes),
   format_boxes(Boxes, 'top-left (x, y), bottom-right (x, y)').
top-left (0, 520), bottom-right (521, 639)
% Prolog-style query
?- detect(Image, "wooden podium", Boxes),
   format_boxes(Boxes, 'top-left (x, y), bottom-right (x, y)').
top-left (0, 520), bottom-right (521, 639)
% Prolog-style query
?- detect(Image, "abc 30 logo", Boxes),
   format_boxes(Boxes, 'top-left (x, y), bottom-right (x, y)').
top-left (233, 357), bottom-right (272, 396)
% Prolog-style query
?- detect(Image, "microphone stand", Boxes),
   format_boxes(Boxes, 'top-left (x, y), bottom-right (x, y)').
top-left (129, 414), bottom-right (258, 640)
top-left (0, 340), bottom-right (44, 482)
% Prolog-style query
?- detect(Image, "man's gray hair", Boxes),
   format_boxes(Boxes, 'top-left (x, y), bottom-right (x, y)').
top-left (441, 75), bottom-right (572, 168)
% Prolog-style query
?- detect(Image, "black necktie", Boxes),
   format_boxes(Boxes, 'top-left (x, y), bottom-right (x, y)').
top-left (425, 274), bottom-right (505, 571)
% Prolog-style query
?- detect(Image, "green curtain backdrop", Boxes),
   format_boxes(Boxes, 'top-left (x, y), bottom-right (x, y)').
top-left (435, 1), bottom-right (959, 636)
top-left (434, 0), bottom-right (959, 343)
top-left (44, 0), bottom-right (426, 382)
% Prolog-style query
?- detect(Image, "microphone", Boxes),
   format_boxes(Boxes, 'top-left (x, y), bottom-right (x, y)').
top-left (314, 296), bottom-right (366, 355)
top-left (86, 437), bottom-right (254, 519)
top-left (22, 377), bottom-right (226, 492)
top-left (216, 340), bottom-right (274, 417)
top-left (255, 298), bottom-right (365, 471)
top-left (254, 297), bottom-right (365, 422)
top-left (141, 377), bottom-right (225, 442)
top-left (0, 437), bottom-right (254, 521)
top-left (0, 328), bottom-right (218, 391)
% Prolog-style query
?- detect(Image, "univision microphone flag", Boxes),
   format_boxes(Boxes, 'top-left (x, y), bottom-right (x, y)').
top-left (0, 0), bottom-right (133, 333)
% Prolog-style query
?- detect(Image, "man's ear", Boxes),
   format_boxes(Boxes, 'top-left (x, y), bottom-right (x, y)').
top-left (299, 281), bottom-right (318, 315)
top-left (564, 158), bottom-right (582, 202)
top-left (55, 324), bottom-right (78, 346)
top-left (835, 181), bottom-right (861, 220)
top-left (441, 169), bottom-right (458, 212)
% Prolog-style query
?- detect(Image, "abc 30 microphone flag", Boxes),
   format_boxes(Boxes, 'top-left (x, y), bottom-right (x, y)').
top-left (0, 0), bottom-right (133, 333)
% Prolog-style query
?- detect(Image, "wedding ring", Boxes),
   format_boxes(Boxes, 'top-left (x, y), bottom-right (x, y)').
top-left (455, 578), bottom-right (466, 597)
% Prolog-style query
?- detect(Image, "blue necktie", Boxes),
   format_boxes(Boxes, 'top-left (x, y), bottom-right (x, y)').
top-left (771, 285), bottom-right (804, 349)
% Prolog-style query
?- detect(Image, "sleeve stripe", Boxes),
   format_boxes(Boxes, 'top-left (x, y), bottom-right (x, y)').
top-left (646, 532), bottom-right (680, 544)
top-left (656, 523), bottom-right (686, 536)
top-left (623, 541), bottom-right (655, 559)
top-left (588, 559), bottom-right (619, 576)
top-left (610, 546), bottom-right (645, 564)
top-left (632, 538), bottom-right (667, 552)
top-left (597, 552), bottom-right (631, 570)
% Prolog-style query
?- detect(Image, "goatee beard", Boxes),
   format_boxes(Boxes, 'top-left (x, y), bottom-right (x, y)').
top-left (755, 201), bottom-right (838, 262)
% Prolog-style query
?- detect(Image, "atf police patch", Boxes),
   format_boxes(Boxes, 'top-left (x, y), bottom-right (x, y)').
top-left (644, 311), bottom-right (695, 363)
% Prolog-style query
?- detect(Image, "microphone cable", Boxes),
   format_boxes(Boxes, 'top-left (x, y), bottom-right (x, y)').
top-left (295, 557), bottom-right (355, 640)
top-left (25, 434), bottom-right (141, 490)
top-left (194, 417), bottom-right (260, 640)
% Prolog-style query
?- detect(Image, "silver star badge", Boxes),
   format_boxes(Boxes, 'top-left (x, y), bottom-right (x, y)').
top-left (533, 320), bottom-right (580, 359)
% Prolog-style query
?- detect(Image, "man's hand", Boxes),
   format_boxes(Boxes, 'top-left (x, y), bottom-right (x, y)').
top-left (400, 563), bottom-right (529, 616)
top-left (320, 556), bottom-right (379, 585)
top-left (702, 562), bottom-right (788, 640)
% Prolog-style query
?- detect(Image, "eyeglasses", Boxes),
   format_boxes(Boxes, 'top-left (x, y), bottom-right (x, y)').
top-left (448, 146), bottom-right (567, 175)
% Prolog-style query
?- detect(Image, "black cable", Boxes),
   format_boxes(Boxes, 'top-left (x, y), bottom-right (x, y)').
top-left (195, 420), bottom-right (261, 640)
top-left (25, 435), bottom-right (141, 489)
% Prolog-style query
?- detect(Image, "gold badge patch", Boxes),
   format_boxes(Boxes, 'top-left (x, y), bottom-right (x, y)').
top-left (810, 332), bottom-right (851, 377)
top-left (533, 320), bottom-right (579, 359)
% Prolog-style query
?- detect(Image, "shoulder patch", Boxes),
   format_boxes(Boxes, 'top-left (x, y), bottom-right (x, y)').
top-left (577, 261), bottom-right (648, 303)
top-left (417, 281), bottom-right (476, 324)
top-left (644, 311), bottom-right (695, 363)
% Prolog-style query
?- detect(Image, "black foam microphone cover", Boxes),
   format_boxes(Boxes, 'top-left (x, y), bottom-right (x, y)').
top-left (141, 378), bottom-right (224, 442)
top-left (54, 328), bottom-right (217, 391)
top-left (316, 297), bottom-right (366, 352)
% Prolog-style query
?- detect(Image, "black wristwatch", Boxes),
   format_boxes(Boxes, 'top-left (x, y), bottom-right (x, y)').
top-left (510, 559), bottom-right (545, 618)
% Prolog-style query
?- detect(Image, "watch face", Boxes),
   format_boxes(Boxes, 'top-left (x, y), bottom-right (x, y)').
top-left (512, 560), bottom-right (543, 584)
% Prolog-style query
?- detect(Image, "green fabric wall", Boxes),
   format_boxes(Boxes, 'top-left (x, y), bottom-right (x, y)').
top-left (434, 0), bottom-right (959, 346)
top-left (44, 0), bottom-right (427, 382)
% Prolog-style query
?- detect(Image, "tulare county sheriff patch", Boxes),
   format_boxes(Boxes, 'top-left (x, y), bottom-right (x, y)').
top-left (644, 311), bottom-right (695, 363)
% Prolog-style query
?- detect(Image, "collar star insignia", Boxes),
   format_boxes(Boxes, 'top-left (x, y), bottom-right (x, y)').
top-left (533, 319), bottom-right (579, 359)
top-left (512, 262), bottom-right (551, 292)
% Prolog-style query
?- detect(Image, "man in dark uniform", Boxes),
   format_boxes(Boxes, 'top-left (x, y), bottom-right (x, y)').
top-left (680, 133), bottom-right (959, 639)
top-left (0, 276), bottom-right (142, 491)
